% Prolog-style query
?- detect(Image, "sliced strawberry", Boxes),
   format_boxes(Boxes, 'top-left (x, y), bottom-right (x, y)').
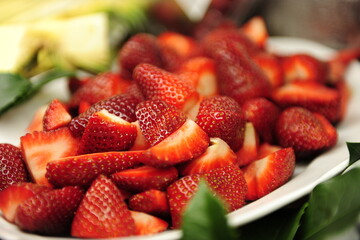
top-left (69, 93), bottom-right (140, 137)
top-left (179, 137), bottom-right (237, 175)
top-left (144, 119), bottom-right (210, 167)
top-left (236, 122), bottom-right (260, 167)
top-left (129, 121), bottom-right (151, 151)
top-left (128, 189), bottom-right (169, 218)
top-left (240, 16), bottom-right (268, 49)
top-left (71, 175), bottom-right (135, 238)
top-left (118, 33), bottom-right (163, 77)
top-left (78, 101), bottom-right (91, 114)
top-left (111, 165), bottom-right (178, 193)
top-left (0, 143), bottom-right (29, 191)
top-left (241, 97), bottom-right (281, 143)
top-left (14, 186), bottom-right (83, 236)
top-left (281, 53), bottom-right (327, 84)
top-left (257, 143), bottom-right (282, 159)
top-left (243, 148), bottom-right (295, 200)
top-left (20, 127), bottom-right (80, 186)
top-left (252, 52), bottom-right (284, 88)
top-left (77, 109), bottom-right (137, 154)
top-left (46, 151), bottom-right (143, 188)
top-left (43, 99), bottom-right (72, 131)
top-left (334, 79), bottom-right (350, 122)
top-left (275, 107), bottom-right (337, 156)
top-left (26, 105), bottom-right (47, 132)
top-left (327, 47), bottom-right (360, 83)
top-left (196, 96), bottom-right (245, 151)
top-left (135, 99), bottom-right (186, 146)
top-left (130, 211), bottom-right (168, 236)
top-left (0, 183), bottom-right (50, 222)
top-left (272, 81), bottom-right (341, 123)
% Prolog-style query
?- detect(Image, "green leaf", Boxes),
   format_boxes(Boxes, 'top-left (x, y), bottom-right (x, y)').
top-left (298, 167), bottom-right (360, 240)
top-left (181, 181), bottom-right (238, 240)
top-left (347, 142), bottom-right (360, 166)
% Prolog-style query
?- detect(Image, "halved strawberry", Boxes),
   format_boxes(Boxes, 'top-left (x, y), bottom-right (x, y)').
top-left (179, 137), bottom-right (237, 175)
top-left (0, 143), bottom-right (29, 191)
top-left (78, 101), bottom-right (91, 114)
top-left (69, 93), bottom-right (140, 137)
top-left (240, 16), bottom-right (268, 49)
top-left (46, 151), bottom-right (143, 188)
top-left (272, 81), bottom-right (341, 123)
top-left (144, 119), bottom-right (210, 167)
top-left (43, 99), bottom-right (72, 131)
top-left (130, 211), bottom-right (168, 236)
top-left (252, 52), bottom-right (284, 88)
top-left (118, 33), bottom-right (163, 77)
top-left (135, 99), bottom-right (186, 146)
top-left (241, 97), bottom-right (281, 143)
top-left (257, 143), bottom-right (282, 159)
top-left (129, 121), bottom-right (151, 151)
top-left (14, 186), bottom-right (83, 236)
top-left (243, 148), bottom-right (295, 200)
top-left (334, 79), bottom-right (350, 122)
top-left (236, 122), bottom-right (260, 167)
top-left (26, 105), bottom-right (47, 132)
top-left (0, 183), bottom-right (50, 222)
top-left (77, 109), bottom-right (137, 154)
top-left (327, 47), bottom-right (360, 83)
top-left (20, 127), bottom-right (80, 186)
top-left (111, 165), bottom-right (178, 193)
top-left (71, 175), bottom-right (135, 238)
top-left (128, 189), bottom-right (169, 218)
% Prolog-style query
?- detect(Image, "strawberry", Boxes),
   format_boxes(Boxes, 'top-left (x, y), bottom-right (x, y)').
top-left (0, 143), bottom-right (29, 191)
top-left (77, 109), bottom-right (137, 154)
top-left (281, 54), bottom-right (327, 84)
top-left (130, 211), bottom-right (168, 236)
top-left (241, 97), bottom-right (281, 143)
top-left (177, 57), bottom-right (218, 97)
top-left (271, 81), bottom-right (341, 123)
top-left (128, 189), bottom-right (169, 218)
top-left (71, 175), bottom-right (135, 238)
top-left (43, 99), bottom-right (72, 131)
top-left (240, 16), bottom-right (268, 49)
top-left (0, 183), bottom-right (50, 222)
top-left (67, 76), bottom-right (91, 94)
top-left (243, 148), bottom-right (295, 200)
top-left (275, 107), bottom-right (337, 156)
top-left (125, 82), bottom-right (145, 102)
top-left (26, 105), bottom-right (47, 132)
top-left (129, 121), bottom-right (151, 151)
top-left (257, 143), bottom-right (282, 159)
top-left (196, 96), bottom-right (245, 151)
top-left (111, 165), bottom-right (178, 193)
top-left (46, 151), bottom-right (143, 188)
top-left (144, 119), bottom-right (210, 167)
top-left (179, 137), bottom-right (237, 175)
top-left (327, 47), bottom-right (360, 83)
top-left (14, 186), bottom-right (83, 236)
top-left (69, 93), bottom-right (140, 137)
top-left (118, 33), bottom-right (163, 77)
top-left (334, 79), bottom-right (350, 122)
top-left (236, 122), bottom-right (260, 167)
top-left (252, 52), bottom-right (284, 88)
top-left (20, 127), bottom-right (80, 186)
top-left (135, 99), bottom-right (186, 146)
top-left (78, 101), bottom-right (91, 114)
top-left (313, 113), bottom-right (338, 149)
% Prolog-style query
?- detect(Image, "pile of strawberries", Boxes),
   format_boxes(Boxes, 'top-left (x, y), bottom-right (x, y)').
top-left (1, 16), bottom-right (359, 238)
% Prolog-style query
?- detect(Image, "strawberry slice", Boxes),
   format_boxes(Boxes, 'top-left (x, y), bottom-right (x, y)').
top-left (243, 148), bottom-right (296, 200)
top-left (0, 183), bottom-right (50, 222)
top-left (133, 63), bottom-right (199, 111)
top-left (240, 16), bottom-right (269, 49)
top-left (236, 122), bottom-right (260, 167)
top-left (77, 109), bottom-right (137, 154)
top-left (14, 186), bottom-right (83, 236)
top-left (144, 119), bottom-right (210, 167)
top-left (135, 99), bottom-right (186, 146)
top-left (26, 105), bottom-right (47, 132)
top-left (179, 137), bottom-right (237, 175)
top-left (272, 81), bottom-right (341, 123)
top-left (111, 165), bottom-right (178, 193)
top-left (129, 121), bottom-right (151, 151)
top-left (252, 52), bottom-right (284, 88)
top-left (78, 101), bottom-right (91, 114)
top-left (71, 175), bottom-right (135, 238)
top-left (43, 99), bottom-right (72, 131)
top-left (327, 47), bottom-right (360, 83)
top-left (20, 127), bottom-right (80, 186)
top-left (128, 189), bottom-right (169, 218)
top-left (257, 143), bottom-right (282, 159)
top-left (130, 211), bottom-right (168, 236)
top-left (0, 143), bottom-right (29, 191)
top-left (46, 151), bottom-right (143, 188)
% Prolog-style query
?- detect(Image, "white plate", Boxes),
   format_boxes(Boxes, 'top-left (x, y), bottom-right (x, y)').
top-left (1, 37), bottom-right (360, 240)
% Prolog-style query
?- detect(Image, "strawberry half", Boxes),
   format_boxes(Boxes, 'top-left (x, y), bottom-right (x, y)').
top-left (236, 122), bottom-right (260, 167)
top-left (0, 143), bottom-right (29, 191)
top-left (111, 165), bottom-right (178, 193)
top-left (128, 189), bottom-right (169, 218)
top-left (71, 175), bottom-right (135, 238)
top-left (14, 186), bottom-right (83, 236)
top-left (252, 52), bottom-right (284, 88)
top-left (43, 99), bottom-right (72, 131)
top-left (130, 211), bottom-right (169, 236)
top-left (26, 105), bottom-right (47, 132)
top-left (77, 109), bottom-right (137, 154)
top-left (144, 119), bottom-right (210, 167)
top-left (46, 151), bottom-right (143, 188)
top-left (243, 148), bottom-right (295, 200)
top-left (129, 121), bottom-right (151, 151)
top-left (20, 127), bottom-right (79, 186)
top-left (240, 16), bottom-right (269, 49)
